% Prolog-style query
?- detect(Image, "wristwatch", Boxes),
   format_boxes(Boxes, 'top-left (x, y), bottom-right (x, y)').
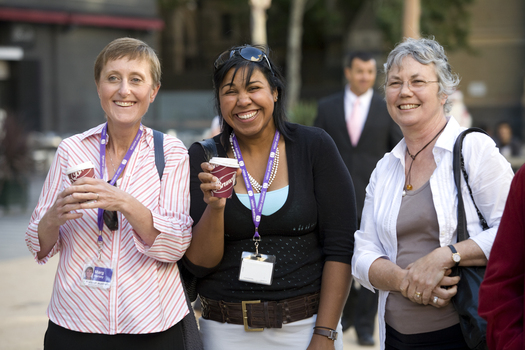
top-left (313, 327), bottom-right (338, 341)
top-left (448, 245), bottom-right (461, 267)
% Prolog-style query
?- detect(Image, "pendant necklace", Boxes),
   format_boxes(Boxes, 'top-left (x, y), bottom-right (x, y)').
top-left (403, 123), bottom-right (447, 196)
top-left (106, 137), bottom-right (117, 174)
top-left (108, 155), bottom-right (117, 173)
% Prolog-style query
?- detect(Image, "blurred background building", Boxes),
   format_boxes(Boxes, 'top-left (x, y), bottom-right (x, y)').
top-left (0, 0), bottom-right (162, 134)
top-left (0, 0), bottom-right (523, 155)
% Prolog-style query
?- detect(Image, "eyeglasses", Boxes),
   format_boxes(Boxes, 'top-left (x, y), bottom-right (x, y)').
top-left (214, 45), bottom-right (274, 75)
top-left (386, 79), bottom-right (439, 92)
top-left (103, 181), bottom-right (118, 231)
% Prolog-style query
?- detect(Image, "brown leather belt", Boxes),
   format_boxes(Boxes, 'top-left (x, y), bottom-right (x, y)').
top-left (200, 292), bottom-right (320, 331)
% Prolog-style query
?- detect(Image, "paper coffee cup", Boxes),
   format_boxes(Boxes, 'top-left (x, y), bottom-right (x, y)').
top-left (209, 157), bottom-right (239, 198)
top-left (66, 161), bottom-right (96, 183)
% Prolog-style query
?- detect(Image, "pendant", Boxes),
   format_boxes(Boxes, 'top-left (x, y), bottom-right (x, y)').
top-left (402, 190), bottom-right (406, 197)
top-left (406, 184), bottom-right (413, 191)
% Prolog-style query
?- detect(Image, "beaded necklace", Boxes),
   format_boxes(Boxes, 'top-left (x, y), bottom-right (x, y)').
top-left (230, 133), bottom-right (280, 193)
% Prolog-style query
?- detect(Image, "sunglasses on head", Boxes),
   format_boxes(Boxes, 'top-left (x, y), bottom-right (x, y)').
top-left (214, 45), bottom-right (274, 75)
top-left (104, 181), bottom-right (118, 231)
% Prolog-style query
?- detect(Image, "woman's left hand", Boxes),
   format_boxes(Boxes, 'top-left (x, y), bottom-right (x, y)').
top-left (72, 176), bottom-right (160, 245)
top-left (399, 246), bottom-right (453, 305)
top-left (73, 177), bottom-right (129, 212)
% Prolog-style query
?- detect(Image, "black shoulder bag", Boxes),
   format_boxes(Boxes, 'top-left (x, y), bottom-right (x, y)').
top-left (452, 127), bottom-right (489, 350)
top-left (153, 130), bottom-right (204, 350)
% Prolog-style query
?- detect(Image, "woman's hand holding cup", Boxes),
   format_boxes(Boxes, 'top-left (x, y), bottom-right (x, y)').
top-left (199, 159), bottom-right (241, 208)
top-left (199, 162), bottom-right (227, 208)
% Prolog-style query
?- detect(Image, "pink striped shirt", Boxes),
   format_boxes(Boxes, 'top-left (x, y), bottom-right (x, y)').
top-left (25, 124), bottom-right (193, 334)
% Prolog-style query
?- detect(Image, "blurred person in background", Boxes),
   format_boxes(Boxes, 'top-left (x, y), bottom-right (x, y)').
top-left (494, 121), bottom-right (522, 158)
top-left (314, 51), bottom-right (402, 346)
top-left (352, 37), bottom-right (513, 349)
top-left (448, 90), bottom-right (472, 128)
top-left (183, 44), bottom-right (356, 350)
top-left (204, 115), bottom-right (221, 138)
top-left (25, 37), bottom-right (194, 350)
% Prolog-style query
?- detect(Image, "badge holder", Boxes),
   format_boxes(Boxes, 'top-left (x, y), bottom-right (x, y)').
top-left (239, 238), bottom-right (276, 286)
top-left (232, 131), bottom-right (280, 286)
top-left (82, 234), bottom-right (114, 289)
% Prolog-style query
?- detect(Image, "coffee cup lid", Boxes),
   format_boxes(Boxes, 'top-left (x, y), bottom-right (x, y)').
top-left (66, 161), bottom-right (95, 175)
top-left (209, 157), bottom-right (239, 168)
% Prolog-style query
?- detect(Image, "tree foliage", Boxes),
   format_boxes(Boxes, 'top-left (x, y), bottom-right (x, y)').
top-left (155, 0), bottom-right (476, 93)
top-left (374, 0), bottom-right (475, 51)
top-left (267, 0), bottom-right (365, 48)
top-left (265, 0), bottom-right (474, 52)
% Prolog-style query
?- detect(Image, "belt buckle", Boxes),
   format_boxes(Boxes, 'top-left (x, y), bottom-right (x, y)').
top-left (241, 300), bottom-right (264, 332)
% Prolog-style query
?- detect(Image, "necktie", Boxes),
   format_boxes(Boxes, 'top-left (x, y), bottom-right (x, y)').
top-left (347, 97), bottom-right (361, 146)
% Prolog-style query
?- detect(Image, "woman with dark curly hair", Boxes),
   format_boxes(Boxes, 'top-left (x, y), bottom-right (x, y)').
top-left (182, 45), bottom-right (357, 350)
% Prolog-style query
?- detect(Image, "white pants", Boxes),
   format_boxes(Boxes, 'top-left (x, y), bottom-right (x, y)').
top-left (199, 314), bottom-right (344, 350)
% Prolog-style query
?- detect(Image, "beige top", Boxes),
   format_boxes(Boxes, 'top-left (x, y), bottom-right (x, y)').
top-left (385, 181), bottom-right (459, 334)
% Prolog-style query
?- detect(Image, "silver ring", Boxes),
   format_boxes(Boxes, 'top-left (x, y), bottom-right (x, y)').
top-left (415, 292), bottom-right (422, 299)
top-left (433, 296), bottom-right (439, 304)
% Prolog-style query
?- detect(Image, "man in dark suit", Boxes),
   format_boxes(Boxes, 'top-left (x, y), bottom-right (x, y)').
top-left (314, 51), bottom-right (402, 346)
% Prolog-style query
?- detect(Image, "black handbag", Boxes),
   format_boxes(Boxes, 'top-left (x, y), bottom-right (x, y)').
top-left (451, 128), bottom-right (489, 350)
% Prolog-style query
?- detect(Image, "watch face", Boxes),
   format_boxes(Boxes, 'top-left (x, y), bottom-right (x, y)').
top-left (453, 254), bottom-right (461, 262)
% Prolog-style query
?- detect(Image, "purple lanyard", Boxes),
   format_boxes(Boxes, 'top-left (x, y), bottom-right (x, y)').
top-left (231, 130), bottom-right (280, 242)
top-left (97, 123), bottom-right (143, 235)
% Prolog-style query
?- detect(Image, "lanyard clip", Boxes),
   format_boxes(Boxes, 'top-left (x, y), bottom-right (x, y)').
top-left (252, 228), bottom-right (261, 242)
top-left (97, 233), bottom-right (103, 261)
top-left (253, 229), bottom-right (261, 256)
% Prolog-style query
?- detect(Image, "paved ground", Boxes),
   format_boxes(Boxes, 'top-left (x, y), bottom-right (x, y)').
top-left (0, 175), bottom-right (379, 349)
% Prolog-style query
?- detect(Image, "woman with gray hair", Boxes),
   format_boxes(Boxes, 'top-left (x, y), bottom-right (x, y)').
top-left (351, 37), bottom-right (513, 349)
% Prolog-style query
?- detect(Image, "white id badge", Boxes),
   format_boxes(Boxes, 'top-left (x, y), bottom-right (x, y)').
top-left (82, 261), bottom-right (114, 289)
top-left (239, 251), bottom-right (276, 285)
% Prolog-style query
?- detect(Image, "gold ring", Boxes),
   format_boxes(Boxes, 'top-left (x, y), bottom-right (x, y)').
top-left (433, 296), bottom-right (439, 304)
top-left (96, 194), bottom-right (99, 201)
top-left (415, 292), bottom-right (422, 299)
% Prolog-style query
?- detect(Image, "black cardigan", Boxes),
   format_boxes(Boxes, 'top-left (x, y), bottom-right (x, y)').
top-left (184, 122), bottom-right (357, 302)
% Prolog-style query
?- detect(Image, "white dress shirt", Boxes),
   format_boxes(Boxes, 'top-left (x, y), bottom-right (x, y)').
top-left (352, 117), bottom-right (513, 348)
top-left (344, 85), bottom-right (374, 138)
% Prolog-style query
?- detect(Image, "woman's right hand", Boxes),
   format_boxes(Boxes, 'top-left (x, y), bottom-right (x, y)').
top-left (46, 185), bottom-right (98, 227)
top-left (37, 185), bottom-right (97, 259)
top-left (185, 161), bottom-right (241, 268)
top-left (198, 162), bottom-right (227, 209)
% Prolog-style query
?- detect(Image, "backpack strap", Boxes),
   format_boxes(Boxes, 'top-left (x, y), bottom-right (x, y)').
top-left (152, 129), bottom-right (165, 180)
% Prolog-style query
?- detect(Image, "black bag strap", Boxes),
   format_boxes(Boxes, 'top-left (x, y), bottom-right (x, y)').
top-left (152, 129), bottom-right (165, 180)
top-left (153, 129), bottom-right (203, 349)
top-left (453, 127), bottom-right (490, 242)
top-left (153, 132), bottom-right (219, 177)
top-left (196, 137), bottom-right (219, 161)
